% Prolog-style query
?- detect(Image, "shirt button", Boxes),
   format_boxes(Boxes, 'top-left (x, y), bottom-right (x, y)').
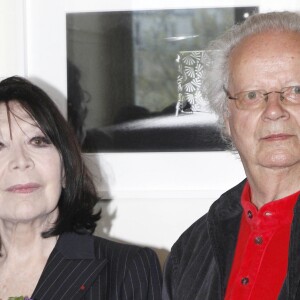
top-left (247, 210), bottom-right (253, 219)
top-left (241, 277), bottom-right (249, 285)
top-left (254, 236), bottom-right (263, 245)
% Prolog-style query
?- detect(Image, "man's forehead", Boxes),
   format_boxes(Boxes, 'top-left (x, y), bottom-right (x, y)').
top-left (231, 30), bottom-right (300, 59)
top-left (228, 31), bottom-right (300, 85)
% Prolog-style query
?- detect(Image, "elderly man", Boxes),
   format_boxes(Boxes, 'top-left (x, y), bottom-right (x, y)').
top-left (162, 11), bottom-right (300, 300)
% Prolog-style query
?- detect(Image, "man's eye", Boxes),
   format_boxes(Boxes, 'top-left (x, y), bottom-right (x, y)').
top-left (31, 136), bottom-right (51, 146)
top-left (292, 86), bottom-right (300, 94)
top-left (245, 91), bottom-right (258, 100)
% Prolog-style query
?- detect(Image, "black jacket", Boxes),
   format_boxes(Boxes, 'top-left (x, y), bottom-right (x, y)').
top-left (162, 180), bottom-right (300, 299)
top-left (31, 232), bottom-right (162, 299)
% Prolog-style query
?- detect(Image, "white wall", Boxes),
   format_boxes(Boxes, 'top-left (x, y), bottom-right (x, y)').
top-left (0, 0), bottom-right (26, 78)
top-left (4, 0), bottom-right (300, 264)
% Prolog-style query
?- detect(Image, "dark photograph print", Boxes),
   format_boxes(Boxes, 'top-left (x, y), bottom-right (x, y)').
top-left (67, 6), bottom-right (257, 152)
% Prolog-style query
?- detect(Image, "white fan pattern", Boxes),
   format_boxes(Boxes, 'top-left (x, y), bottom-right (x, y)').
top-left (176, 50), bottom-right (211, 115)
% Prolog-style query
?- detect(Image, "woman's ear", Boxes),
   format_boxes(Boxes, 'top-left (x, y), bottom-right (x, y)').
top-left (62, 177), bottom-right (66, 189)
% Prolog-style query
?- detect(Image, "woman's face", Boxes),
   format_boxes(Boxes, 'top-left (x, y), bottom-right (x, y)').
top-left (0, 101), bottom-right (64, 225)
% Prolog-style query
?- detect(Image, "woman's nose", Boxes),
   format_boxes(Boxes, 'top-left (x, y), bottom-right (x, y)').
top-left (8, 145), bottom-right (34, 170)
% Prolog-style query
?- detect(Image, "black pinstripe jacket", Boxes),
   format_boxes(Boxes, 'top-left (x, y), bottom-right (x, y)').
top-left (30, 232), bottom-right (162, 299)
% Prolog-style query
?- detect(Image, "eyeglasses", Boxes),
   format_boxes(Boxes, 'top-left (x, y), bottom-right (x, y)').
top-left (223, 85), bottom-right (300, 110)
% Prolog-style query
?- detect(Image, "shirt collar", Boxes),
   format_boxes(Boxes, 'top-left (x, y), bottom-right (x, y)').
top-left (241, 181), bottom-right (300, 230)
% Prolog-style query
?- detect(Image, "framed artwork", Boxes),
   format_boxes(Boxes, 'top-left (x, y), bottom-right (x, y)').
top-left (66, 6), bottom-right (257, 152)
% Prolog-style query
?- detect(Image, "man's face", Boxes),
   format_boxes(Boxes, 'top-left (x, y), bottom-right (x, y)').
top-left (225, 30), bottom-right (300, 173)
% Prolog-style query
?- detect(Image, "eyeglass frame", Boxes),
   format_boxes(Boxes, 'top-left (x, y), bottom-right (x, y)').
top-left (223, 85), bottom-right (300, 110)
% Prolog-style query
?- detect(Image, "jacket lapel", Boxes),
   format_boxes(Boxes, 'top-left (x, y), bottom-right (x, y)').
top-left (207, 180), bottom-right (244, 298)
top-left (32, 233), bottom-right (107, 299)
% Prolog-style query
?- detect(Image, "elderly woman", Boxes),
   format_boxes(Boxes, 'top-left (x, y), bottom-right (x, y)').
top-left (163, 11), bottom-right (300, 300)
top-left (0, 76), bottom-right (162, 299)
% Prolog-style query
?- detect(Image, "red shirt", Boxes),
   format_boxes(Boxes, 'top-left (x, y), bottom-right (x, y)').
top-left (225, 181), bottom-right (300, 300)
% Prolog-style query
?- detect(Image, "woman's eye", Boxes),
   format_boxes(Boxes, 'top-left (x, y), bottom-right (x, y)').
top-left (31, 136), bottom-right (51, 147)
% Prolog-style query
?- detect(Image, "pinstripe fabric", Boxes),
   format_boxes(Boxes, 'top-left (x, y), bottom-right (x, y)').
top-left (31, 232), bottom-right (162, 299)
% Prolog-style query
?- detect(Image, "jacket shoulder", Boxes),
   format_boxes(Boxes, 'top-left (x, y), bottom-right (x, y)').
top-left (94, 235), bottom-right (162, 295)
top-left (162, 180), bottom-right (245, 299)
top-left (93, 235), bottom-right (159, 266)
top-left (172, 179), bottom-right (245, 254)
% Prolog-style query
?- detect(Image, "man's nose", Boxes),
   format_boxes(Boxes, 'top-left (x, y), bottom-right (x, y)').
top-left (262, 92), bottom-right (289, 121)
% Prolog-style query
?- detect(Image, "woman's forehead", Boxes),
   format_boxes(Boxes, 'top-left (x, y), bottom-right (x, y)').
top-left (0, 101), bottom-right (30, 117)
top-left (0, 101), bottom-right (37, 129)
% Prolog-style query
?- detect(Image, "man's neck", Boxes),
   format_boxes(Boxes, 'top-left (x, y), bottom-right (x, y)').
top-left (245, 165), bottom-right (300, 209)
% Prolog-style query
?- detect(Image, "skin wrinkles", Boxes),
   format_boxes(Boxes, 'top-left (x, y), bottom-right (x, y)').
top-left (225, 30), bottom-right (300, 208)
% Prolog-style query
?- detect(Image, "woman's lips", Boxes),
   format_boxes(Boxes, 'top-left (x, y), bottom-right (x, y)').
top-left (6, 183), bottom-right (41, 193)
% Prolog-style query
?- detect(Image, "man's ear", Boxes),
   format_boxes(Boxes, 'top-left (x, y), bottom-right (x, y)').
top-left (224, 114), bottom-right (231, 137)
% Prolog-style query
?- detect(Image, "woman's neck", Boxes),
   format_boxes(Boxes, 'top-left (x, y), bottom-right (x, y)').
top-left (0, 215), bottom-right (57, 260)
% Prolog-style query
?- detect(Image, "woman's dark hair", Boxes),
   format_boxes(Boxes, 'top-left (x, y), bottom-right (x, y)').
top-left (0, 76), bottom-right (101, 236)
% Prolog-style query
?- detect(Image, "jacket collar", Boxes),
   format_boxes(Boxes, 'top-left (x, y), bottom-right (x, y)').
top-left (209, 179), bottom-right (245, 221)
top-left (32, 232), bottom-right (107, 299)
top-left (56, 232), bottom-right (97, 259)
